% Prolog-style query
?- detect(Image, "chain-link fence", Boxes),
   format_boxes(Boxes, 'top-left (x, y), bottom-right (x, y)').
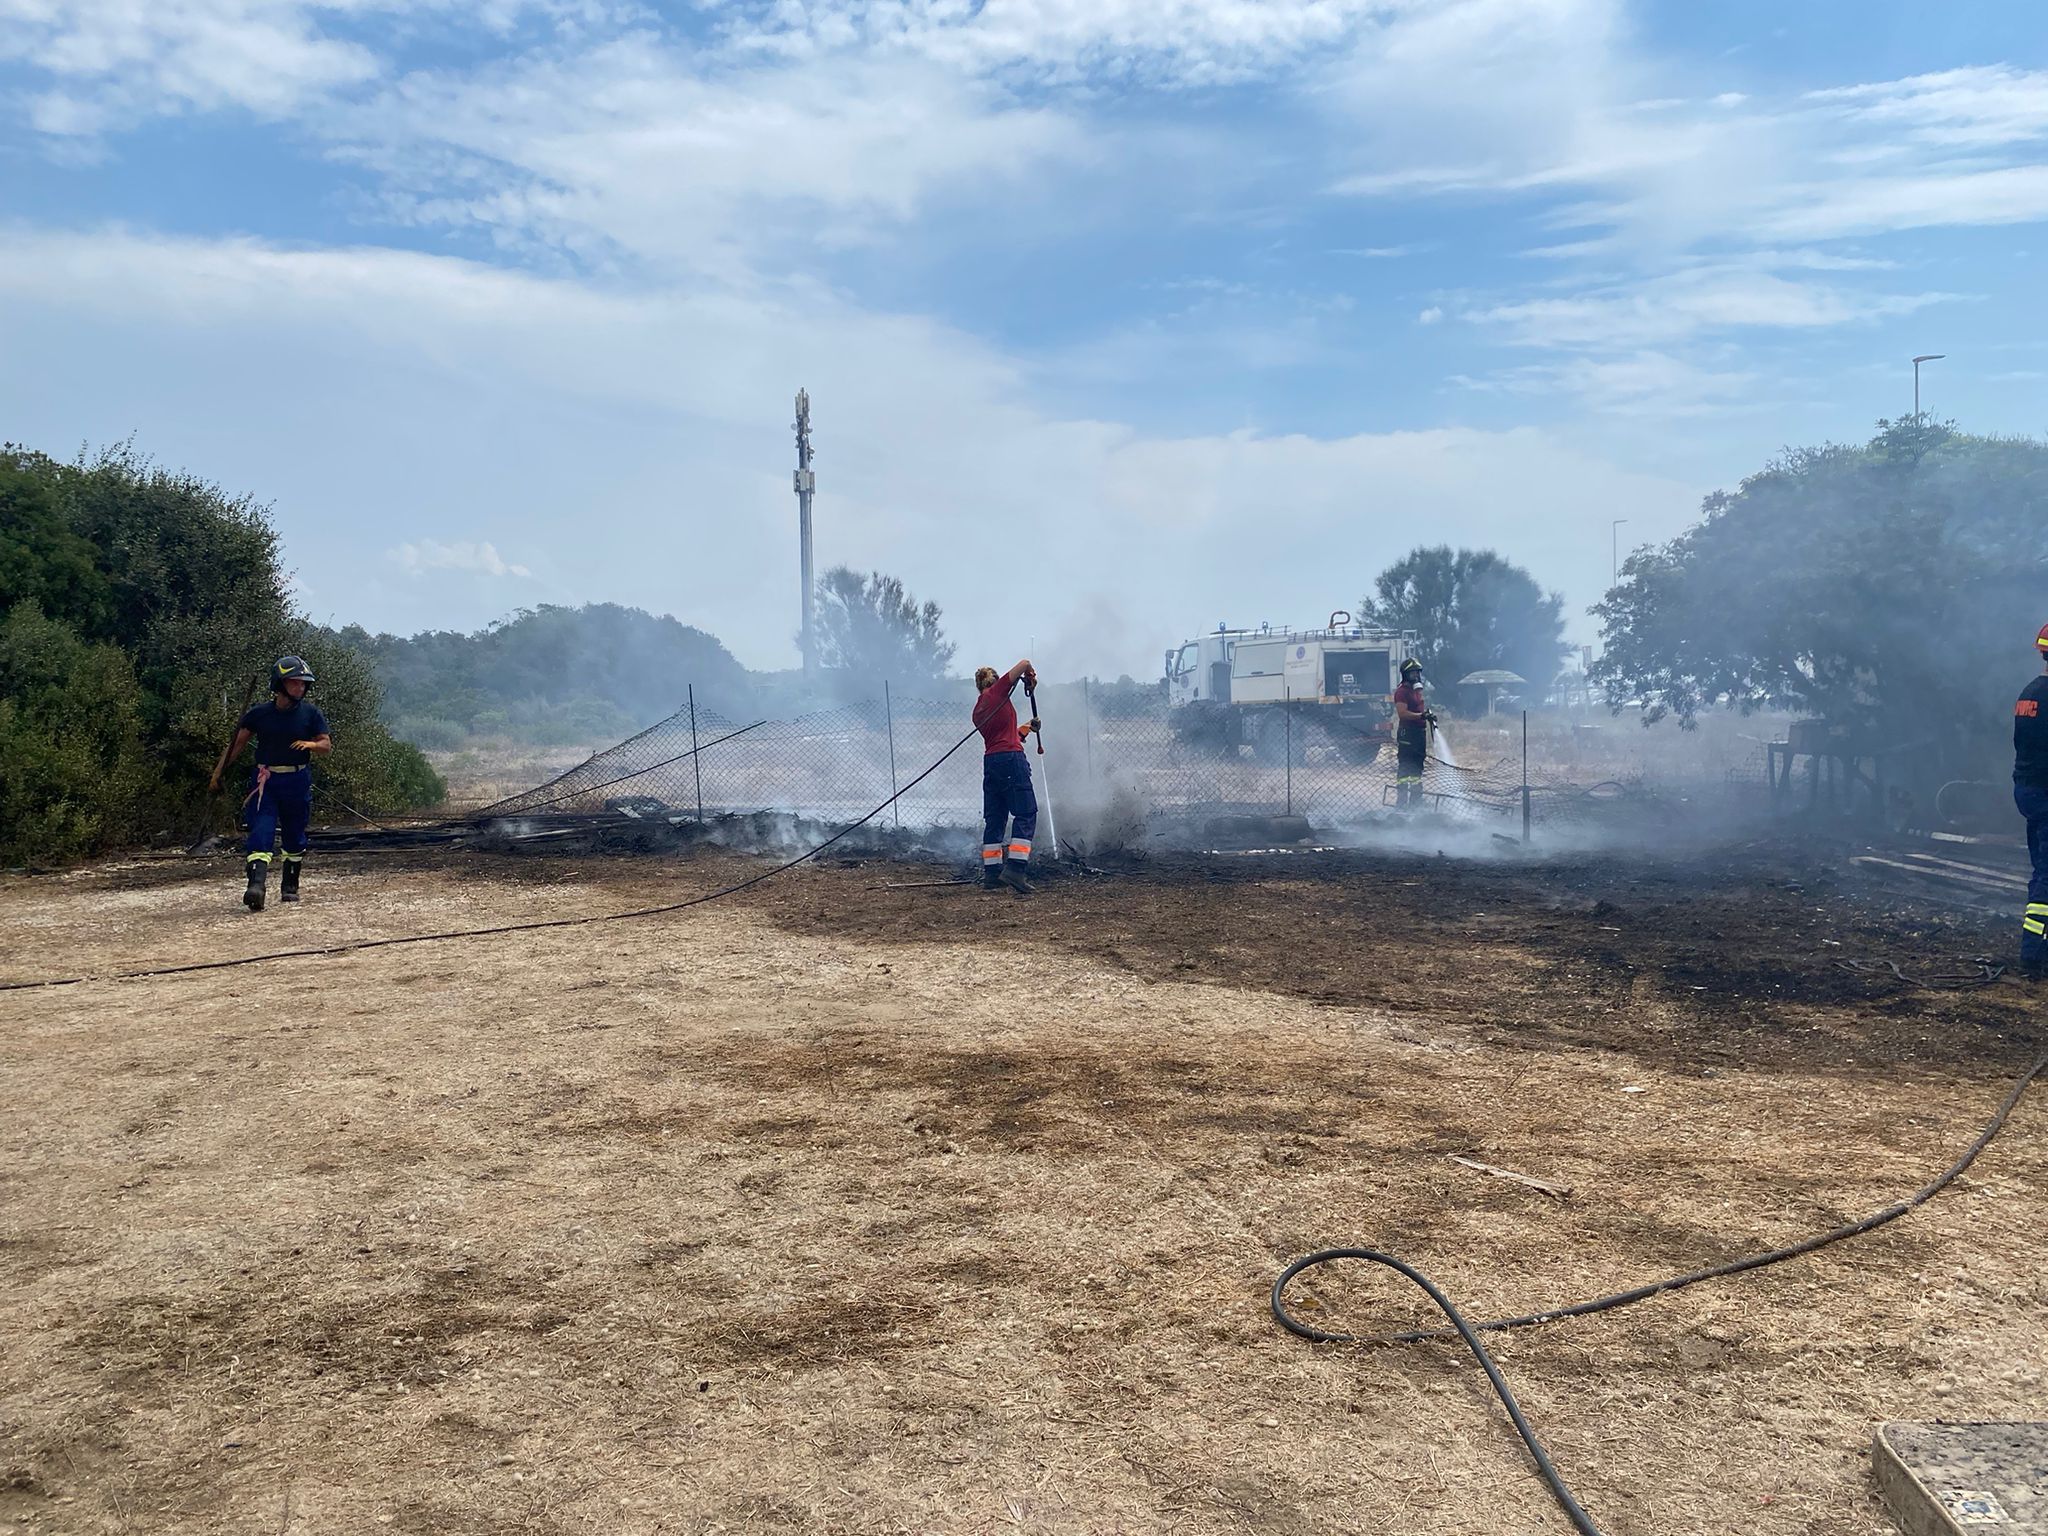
top-left (475, 682), bottom-right (1769, 848)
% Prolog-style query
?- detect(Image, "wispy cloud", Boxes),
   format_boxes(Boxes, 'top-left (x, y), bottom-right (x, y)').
top-left (712, 0), bottom-right (1393, 86)
top-left (1808, 66), bottom-right (2048, 150)
top-left (1456, 351), bottom-right (1758, 418)
top-left (5, 0), bottom-right (401, 133)
top-left (1466, 268), bottom-right (1957, 349)
top-left (0, 1), bottom-right (647, 136)
top-left (330, 36), bottom-right (1086, 277)
top-left (1325, 27), bottom-right (2048, 250)
top-left (1309, 10), bottom-right (2043, 406)
top-left (390, 538), bottom-right (533, 579)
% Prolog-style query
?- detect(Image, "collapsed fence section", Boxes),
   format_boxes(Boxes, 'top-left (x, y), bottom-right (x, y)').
top-left (474, 682), bottom-right (1768, 846)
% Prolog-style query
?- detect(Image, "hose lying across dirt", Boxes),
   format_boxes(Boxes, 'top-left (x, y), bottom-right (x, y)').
top-left (13, 725), bottom-right (2043, 1529)
top-left (1271, 1048), bottom-right (2048, 1535)
top-left (0, 730), bottom-right (981, 994)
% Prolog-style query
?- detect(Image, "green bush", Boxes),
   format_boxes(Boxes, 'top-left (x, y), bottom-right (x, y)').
top-left (323, 726), bottom-right (446, 816)
top-left (0, 603), bottom-right (151, 864)
top-left (0, 441), bottom-right (455, 860)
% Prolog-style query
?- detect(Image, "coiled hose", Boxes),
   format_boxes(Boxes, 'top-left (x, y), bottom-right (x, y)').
top-left (1271, 1049), bottom-right (2048, 1534)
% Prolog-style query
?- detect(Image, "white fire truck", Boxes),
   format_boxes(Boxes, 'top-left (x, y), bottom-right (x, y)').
top-left (1164, 612), bottom-right (1419, 762)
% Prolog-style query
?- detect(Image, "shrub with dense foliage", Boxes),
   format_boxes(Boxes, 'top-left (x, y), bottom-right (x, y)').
top-left (1592, 419), bottom-right (2048, 775)
top-left (0, 443), bottom-right (442, 863)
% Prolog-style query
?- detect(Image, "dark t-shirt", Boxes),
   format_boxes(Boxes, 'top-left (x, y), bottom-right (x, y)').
top-left (239, 698), bottom-right (329, 768)
top-left (2016, 675), bottom-right (2048, 788)
top-left (1393, 682), bottom-right (1427, 748)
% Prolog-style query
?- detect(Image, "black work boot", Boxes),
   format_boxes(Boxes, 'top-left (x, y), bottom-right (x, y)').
top-left (1000, 861), bottom-right (1036, 896)
top-left (280, 859), bottom-right (302, 903)
top-left (243, 859), bottom-right (268, 912)
top-left (981, 866), bottom-right (1004, 891)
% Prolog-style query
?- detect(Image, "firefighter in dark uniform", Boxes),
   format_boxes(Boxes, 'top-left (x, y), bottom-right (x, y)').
top-left (210, 656), bottom-right (331, 910)
top-left (1392, 658), bottom-right (1435, 809)
top-left (2015, 623), bottom-right (2048, 978)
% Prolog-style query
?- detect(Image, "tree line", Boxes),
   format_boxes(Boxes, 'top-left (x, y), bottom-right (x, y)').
top-left (8, 417), bottom-right (2038, 863)
top-left (323, 604), bottom-right (754, 750)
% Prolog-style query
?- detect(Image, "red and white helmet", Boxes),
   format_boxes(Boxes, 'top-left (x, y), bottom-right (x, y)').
top-left (2038, 623), bottom-right (2048, 652)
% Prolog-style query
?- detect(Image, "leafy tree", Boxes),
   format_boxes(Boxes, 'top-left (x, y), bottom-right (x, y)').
top-left (1591, 420), bottom-right (2048, 774)
top-left (1362, 546), bottom-right (1567, 709)
top-left (0, 456), bottom-right (112, 639)
top-left (0, 442), bottom-right (444, 859)
top-left (0, 602), bottom-right (150, 863)
top-left (813, 567), bottom-right (956, 689)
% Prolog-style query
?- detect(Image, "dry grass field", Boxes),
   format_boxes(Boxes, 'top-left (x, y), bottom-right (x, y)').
top-left (2, 836), bottom-right (2042, 1535)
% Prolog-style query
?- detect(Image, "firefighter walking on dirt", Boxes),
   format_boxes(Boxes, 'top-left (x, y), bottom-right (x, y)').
top-left (209, 656), bottom-right (331, 912)
top-left (2016, 623), bottom-right (2048, 978)
top-left (973, 659), bottom-right (1040, 895)
top-left (1393, 658), bottom-right (1436, 809)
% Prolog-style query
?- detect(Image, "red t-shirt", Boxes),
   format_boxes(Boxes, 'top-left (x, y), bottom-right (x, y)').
top-left (1393, 682), bottom-right (1426, 730)
top-left (973, 679), bottom-right (1025, 755)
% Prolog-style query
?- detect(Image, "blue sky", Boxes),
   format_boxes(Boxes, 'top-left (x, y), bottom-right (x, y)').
top-left (3, 1), bottom-right (2044, 679)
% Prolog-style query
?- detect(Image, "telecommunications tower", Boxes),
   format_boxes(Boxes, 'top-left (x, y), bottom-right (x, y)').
top-left (793, 389), bottom-right (816, 676)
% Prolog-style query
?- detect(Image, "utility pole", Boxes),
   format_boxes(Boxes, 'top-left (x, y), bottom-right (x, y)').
top-left (1912, 354), bottom-right (1944, 419)
top-left (794, 389), bottom-right (817, 676)
top-left (1611, 518), bottom-right (1628, 584)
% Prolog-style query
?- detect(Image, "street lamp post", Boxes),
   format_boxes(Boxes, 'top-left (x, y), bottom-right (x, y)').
top-left (1611, 518), bottom-right (1629, 583)
top-left (1912, 354), bottom-right (1945, 418)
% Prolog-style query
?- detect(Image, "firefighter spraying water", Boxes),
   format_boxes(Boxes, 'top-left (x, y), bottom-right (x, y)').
top-left (972, 659), bottom-right (1040, 895)
top-left (1393, 657), bottom-right (1438, 809)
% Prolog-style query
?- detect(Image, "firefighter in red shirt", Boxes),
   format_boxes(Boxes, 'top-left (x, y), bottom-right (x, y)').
top-left (972, 659), bottom-right (1039, 894)
top-left (1392, 658), bottom-right (1436, 808)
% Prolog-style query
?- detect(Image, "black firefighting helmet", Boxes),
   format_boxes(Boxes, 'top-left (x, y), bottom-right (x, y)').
top-left (1400, 658), bottom-right (1423, 679)
top-left (271, 655), bottom-right (317, 691)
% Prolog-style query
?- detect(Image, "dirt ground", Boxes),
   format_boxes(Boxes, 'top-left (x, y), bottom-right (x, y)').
top-left (428, 740), bottom-right (612, 812)
top-left (2, 836), bottom-right (2043, 1536)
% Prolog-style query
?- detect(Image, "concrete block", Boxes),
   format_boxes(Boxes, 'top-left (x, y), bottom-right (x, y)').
top-left (1875, 1422), bottom-right (2048, 1534)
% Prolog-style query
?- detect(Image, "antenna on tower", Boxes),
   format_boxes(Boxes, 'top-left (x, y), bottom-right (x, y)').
top-left (793, 389), bottom-right (816, 676)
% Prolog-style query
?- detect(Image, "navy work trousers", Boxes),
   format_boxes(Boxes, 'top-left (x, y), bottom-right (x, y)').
top-left (1396, 725), bottom-right (1427, 807)
top-left (981, 750), bottom-right (1038, 867)
top-left (245, 768), bottom-right (312, 865)
top-left (2018, 783), bottom-right (2048, 973)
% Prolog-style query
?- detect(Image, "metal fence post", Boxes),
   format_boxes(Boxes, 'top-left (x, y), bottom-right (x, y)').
top-left (884, 680), bottom-right (901, 831)
top-left (1082, 677), bottom-right (1095, 783)
top-left (1284, 687), bottom-right (1293, 816)
top-left (1521, 708), bottom-right (1531, 844)
top-left (689, 684), bottom-right (704, 823)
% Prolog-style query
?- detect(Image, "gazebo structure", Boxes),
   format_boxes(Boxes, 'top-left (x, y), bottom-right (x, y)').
top-left (1457, 669), bottom-right (1527, 716)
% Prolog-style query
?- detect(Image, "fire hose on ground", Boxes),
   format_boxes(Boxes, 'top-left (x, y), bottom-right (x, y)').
top-left (1271, 1048), bottom-right (2048, 1535)
top-left (0, 729), bottom-right (984, 992)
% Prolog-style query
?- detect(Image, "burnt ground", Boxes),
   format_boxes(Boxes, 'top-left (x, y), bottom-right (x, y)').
top-left (0, 834), bottom-right (2043, 1536)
